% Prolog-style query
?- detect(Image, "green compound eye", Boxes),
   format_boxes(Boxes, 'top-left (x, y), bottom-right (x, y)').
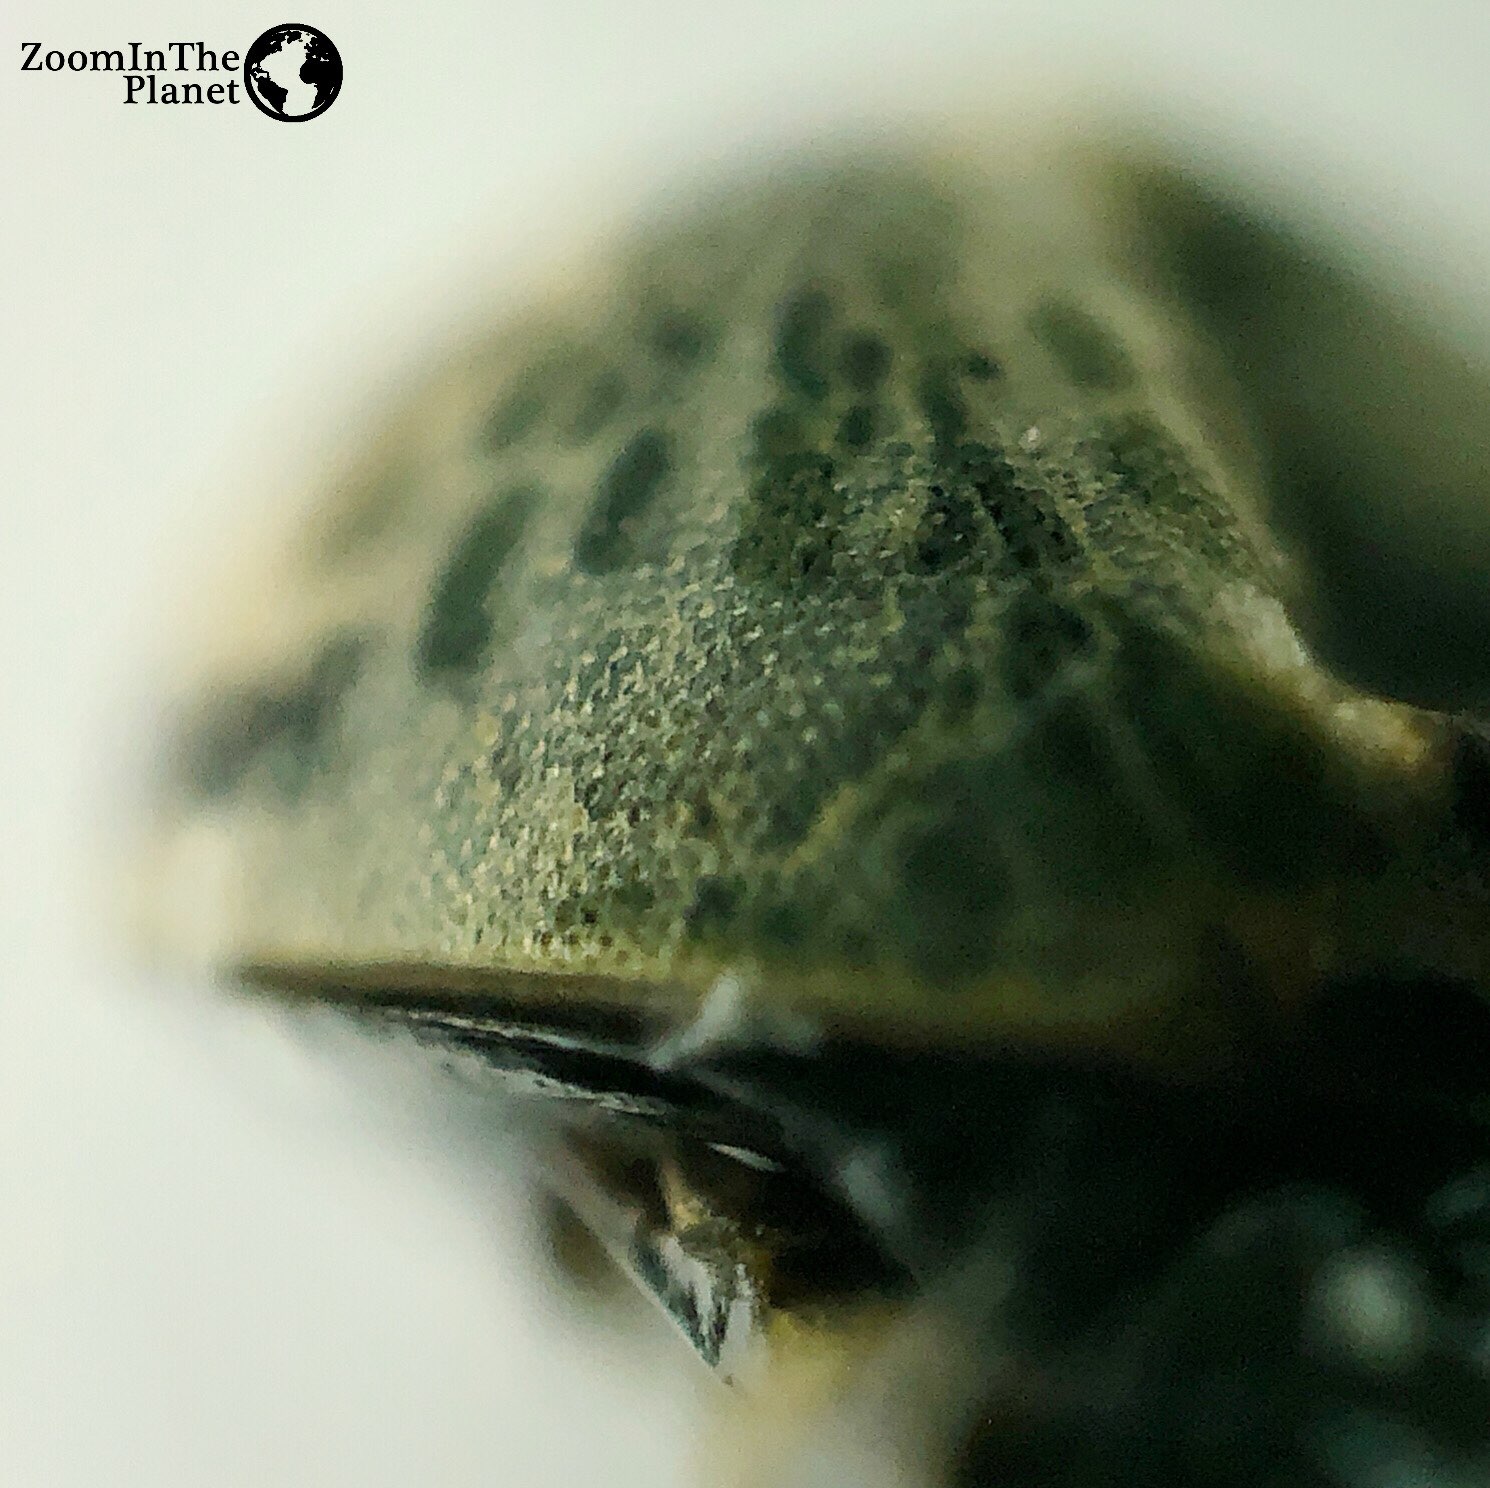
top-left (140, 134), bottom-right (1490, 1487)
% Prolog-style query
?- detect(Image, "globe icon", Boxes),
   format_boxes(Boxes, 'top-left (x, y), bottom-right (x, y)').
top-left (244, 24), bottom-right (342, 122)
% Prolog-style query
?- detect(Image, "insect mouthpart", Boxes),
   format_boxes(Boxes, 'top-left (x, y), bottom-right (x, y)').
top-left (236, 963), bottom-right (1490, 1486)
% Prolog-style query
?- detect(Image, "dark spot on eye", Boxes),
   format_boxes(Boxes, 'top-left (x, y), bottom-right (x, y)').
top-left (836, 403), bottom-right (876, 450)
top-left (1096, 413), bottom-right (1208, 520)
top-left (416, 485), bottom-right (538, 680)
top-left (831, 925), bottom-right (876, 969)
top-left (1018, 690), bottom-right (1156, 893)
top-left (575, 429), bottom-right (673, 574)
top-left (1030, 300), bottom-right (1134, 391)
top-left (481, 380), bottom-right (546, 451)
top-left (1027, 690), bottom-right (1108, 783)
top-left (963, 351), bottom-right (1002, 381)
top-left (912, 484), bottom-right (979, 575)
top-left (965, 442), bottom-right (1076, 573)
top-left (942, 665), bottom-right (981, 725)
top-left (893, 764), bottom-right (1008, 986)
top-left (1451, 720), bottom-right (1490, 843)
top-left (755, 899), bottom-right (810, 951)
top-left (566, 370), bottom-right (627, 444)
top-left (750, 405), bottom-right (808, 470)
top-left (732, 450), bottom-right (841, 586)
top-left (650, 309), bottom-right (712, 365)
top-left (773, 286), bottom-right (834, 402)
top-left (685, 874), bottom-right (745, 933)
top-left (1003, 589), bottom-right (1096, 701)
top-left (176, 631), bottom-right (367, 799)
top-left (613, 875), bottom-right (656, 915)
top-left (840, 332), bottom-right (891, 391)
top-left (918, 360), bottom-right (968, 455)
top-left (909, 439), bottom-right (1075, 579)
top-left (737, 383), bottom-right (844, 586)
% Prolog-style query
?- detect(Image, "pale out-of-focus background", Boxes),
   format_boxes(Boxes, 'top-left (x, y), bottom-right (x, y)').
top-left (4, 3), bottom-right (1490, 1485)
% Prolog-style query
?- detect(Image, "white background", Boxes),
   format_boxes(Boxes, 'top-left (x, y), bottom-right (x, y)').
top-left (5, 3), bottom-right (1490, 1485)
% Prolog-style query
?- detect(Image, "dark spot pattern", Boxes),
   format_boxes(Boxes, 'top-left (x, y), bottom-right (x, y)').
top-left (566, 370), bottom-right (628, 444)
top-left (890, 756), bottom-right (1010, 985)
top-left (1031, 299), bottom-right (1134, 391)
top-left (754, 896), bottom-right (814, 953)
top-left (743, 281), bottom-right (1011, 592)
top-left (963, 350), bottom-right (1002, 381)
top-left (416, 485), bottom-right (538, 680)
top-left (1003, 589), bottom-right (1097, 701)
top-left (734, 371), bottom-right (850, 585)
top-left (177, 631), bottom-right (366, 798)
top-left (835, 403), bottom-right (876, 450)
top-left (1097, 413), bottom-right (1208, 522)
top-left (941, 664), bottom-right (981, 726)
top-left (1017, 689), bottom-right (1160, 895)
top-left (685, 874), bottom-right (746, 933)
top-left (912, 438), bottom-right (1076, 578)
top-left (732, 448), bottom-right (842, 586)
top-left (833, 334), bottom-right (891, 450)
top-left (840, 332), bottom-right (892, 391)
top-left (575, 429), bottom-right (673, 574)
top-left (773, 286), bottom-right (835, 402)
top-left (481, 379), bottom-right (546, 451)
top-left (913, 481), bottom-right (980, 575)
top-left (1024, 689), bottom-right (1113, 790)
top-left (919, 361), bottom-right (969, 454)
top-left (971, 443), bottom-right (1076, 572)
top-left (689, 790), bottom-right (719, 836)
top-left (750, 406), bottom-right (809, 468)
top-left (649, 309), bottom-right (712, 365)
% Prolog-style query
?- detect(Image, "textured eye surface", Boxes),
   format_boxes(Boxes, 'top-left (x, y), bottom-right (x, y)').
top-left (12, 14), bottom-right (1490, 1488)
top-left (121, 127), bottom-right (1490, 1486)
